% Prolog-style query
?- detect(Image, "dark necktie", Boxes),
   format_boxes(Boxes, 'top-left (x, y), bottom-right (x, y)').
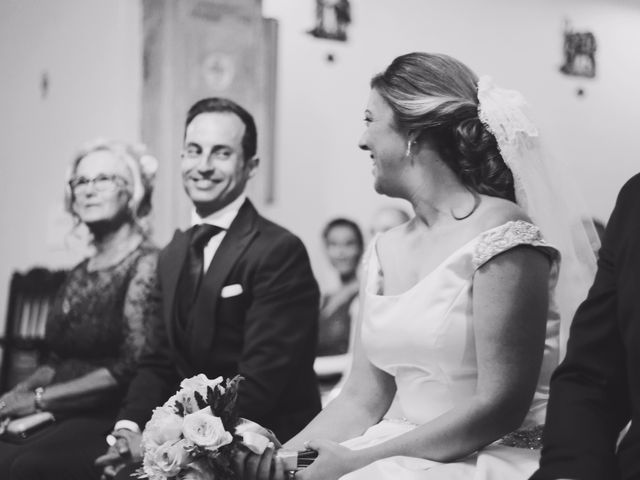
top-left (177, 224), bottom-right (223, 326)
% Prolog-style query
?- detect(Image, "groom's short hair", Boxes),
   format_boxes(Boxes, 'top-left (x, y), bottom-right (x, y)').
top-left (184, 97), bottom-right (258, 160)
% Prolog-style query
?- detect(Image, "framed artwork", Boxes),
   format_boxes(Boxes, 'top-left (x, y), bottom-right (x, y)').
top-left (308, 0), bottom-right (351, 42)
top-left (560, 21), bottom-right (597, 78)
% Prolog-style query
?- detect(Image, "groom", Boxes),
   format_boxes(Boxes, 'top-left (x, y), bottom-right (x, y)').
top-left (532, 173), bottom-right (640, 480)
top-left (97, 97), bottom-right (321, 478)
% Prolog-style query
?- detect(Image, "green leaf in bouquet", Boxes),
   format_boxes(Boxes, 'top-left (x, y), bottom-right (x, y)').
top-left (207, 384), bottom-right (223, 413)
top-left (220, 375), bottom-right (243, 430)
top-left (193, 390), bottom-right (208, 410)
top-left (174, 400), bottom-right (185, 417)
top-left (225, 375), bottom-right (243, 397)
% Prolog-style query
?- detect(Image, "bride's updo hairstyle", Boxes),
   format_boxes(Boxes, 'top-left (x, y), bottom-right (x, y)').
top-left (371, 52), bottom-right (515, 202)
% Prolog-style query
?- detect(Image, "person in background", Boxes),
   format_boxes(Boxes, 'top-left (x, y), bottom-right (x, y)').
top-left (96, 97), bottom-right (321, 479)
top-left (315, 218), bottom-right (364, 395)
top-left (531, 174), bottom-right (640, 480)
top-left (0, 139), bottom-right (160, 480)
top-left (369, 206), bottom-right (410, 236)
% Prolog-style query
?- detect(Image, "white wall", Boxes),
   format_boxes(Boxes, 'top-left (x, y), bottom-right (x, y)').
top-left (0, 0), bottom-right (142, 327)
top-left (262, 0), bottom-right (640, 286)
top-left (1, 0), bottom-right (639, 322)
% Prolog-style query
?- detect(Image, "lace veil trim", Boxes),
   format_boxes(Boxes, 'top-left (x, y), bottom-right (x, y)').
top-left (477, 77), bottom-right (599, 357)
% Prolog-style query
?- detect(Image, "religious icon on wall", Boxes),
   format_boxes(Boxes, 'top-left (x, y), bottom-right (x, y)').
top-left (201, 53), bottom-right (235, 92)
top-left (560, 20), bottom-right (597, 78)
top-left (308, 0), bottom-right (351, 41)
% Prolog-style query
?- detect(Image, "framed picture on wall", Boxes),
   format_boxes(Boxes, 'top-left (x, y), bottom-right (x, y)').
top-left (560, 21), bottom-right (597, 78)
top-left (308, 0), bottom-right (351, 42)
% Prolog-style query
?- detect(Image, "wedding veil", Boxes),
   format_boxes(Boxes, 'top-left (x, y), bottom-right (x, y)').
top-left (477, 76), bottom-right (600, 358)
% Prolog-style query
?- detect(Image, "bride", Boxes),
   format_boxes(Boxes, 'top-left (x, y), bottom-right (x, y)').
top-left (236, 52), bottom-right (598, 480)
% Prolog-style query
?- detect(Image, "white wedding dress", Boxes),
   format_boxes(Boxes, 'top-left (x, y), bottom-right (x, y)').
top-left (341, 220), bottom-right (561, 480)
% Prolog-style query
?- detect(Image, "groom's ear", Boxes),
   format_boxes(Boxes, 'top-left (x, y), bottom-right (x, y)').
top-left (244, 156), bottom-right (259, 179)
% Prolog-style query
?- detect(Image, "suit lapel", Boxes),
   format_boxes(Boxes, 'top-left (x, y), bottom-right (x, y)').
top-left (160, 229), bottom-right (190, 351)
top-left (189, 200), bottom-right (260, 369)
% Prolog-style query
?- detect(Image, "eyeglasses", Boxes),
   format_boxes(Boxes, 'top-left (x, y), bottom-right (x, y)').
top-left (69, 174), bottom-right (128, 194)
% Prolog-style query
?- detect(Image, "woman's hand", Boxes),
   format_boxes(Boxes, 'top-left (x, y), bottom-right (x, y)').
top-left (0, 390), bottom-right (37, 419)
top-left (296, 440), bottom-right (364, 480)
top-left (11, 382), bottom-right (32, 393)
top-left (233, 443), bottom-right (284, 480)
top-left (233, 439), bottom-right (367, 480)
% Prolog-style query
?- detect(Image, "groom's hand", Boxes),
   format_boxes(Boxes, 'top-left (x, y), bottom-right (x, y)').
top-left (95, 429), bottom-right (142, 479)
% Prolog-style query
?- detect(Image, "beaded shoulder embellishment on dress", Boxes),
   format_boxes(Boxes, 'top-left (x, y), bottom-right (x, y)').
top-left (473, 220), bottom-right (547, 269)
top-left (497, 424), bottom-right (544, 450)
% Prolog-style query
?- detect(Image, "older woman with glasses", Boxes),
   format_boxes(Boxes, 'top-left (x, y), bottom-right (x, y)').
top-left (0, 139), bottom-right (161, 480)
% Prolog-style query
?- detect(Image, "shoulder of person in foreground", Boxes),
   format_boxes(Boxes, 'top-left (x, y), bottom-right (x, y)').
top-left (530, 173), bottom-right (640, 480)
top-left (615, 172), bottom-right (640, 211)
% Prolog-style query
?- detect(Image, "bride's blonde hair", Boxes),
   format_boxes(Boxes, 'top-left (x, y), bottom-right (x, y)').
top-left (371, 52), bottom-right (515, 202)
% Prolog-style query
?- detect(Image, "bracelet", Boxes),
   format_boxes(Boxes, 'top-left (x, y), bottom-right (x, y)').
top-left (34, 387), bottom-right (45, 411)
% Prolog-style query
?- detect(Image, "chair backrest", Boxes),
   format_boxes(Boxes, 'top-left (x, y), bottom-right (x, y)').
top-left (0, 268), bottom-right (67, 391)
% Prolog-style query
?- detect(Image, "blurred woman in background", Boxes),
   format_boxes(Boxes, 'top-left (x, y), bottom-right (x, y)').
top-left (0, 139), bottom-right (160, 480)
top-left (317, 218), bottom-right (364, 358)
top-left (315, 218), bottom-right (364, 399)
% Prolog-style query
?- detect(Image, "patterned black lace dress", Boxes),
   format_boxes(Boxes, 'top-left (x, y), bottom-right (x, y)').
top-left (0, 240), bottom-right (161, 480)
top-left (43, 240), bottom-right (161, 412)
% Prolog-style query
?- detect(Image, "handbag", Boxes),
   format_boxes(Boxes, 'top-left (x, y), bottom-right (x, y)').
top-left (0, 411), bottom-right (55, 442)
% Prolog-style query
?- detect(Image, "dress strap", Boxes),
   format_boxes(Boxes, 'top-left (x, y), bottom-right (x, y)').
top-left (360, 234), bottom-right (384, 295)
top-left (472, 220), bottom-right (559, 270)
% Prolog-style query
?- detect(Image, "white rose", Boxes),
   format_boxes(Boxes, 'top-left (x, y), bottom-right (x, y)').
top-left (164, 393), bottom-right (180, 409)
top-left (143, 408), bottom-right (184, 447)
top-left (142, 454), bottom-right (170, 480)
top-left (174, 392), bottom-right (199, 415)
top-left (180, 374), bottom-right (223, 392)
top-left (178, 375), bottom-right (224, 414)
top-left (147, 439), bottom-right (190, 478)
top-left (182, 407), bottom-right (233, 452)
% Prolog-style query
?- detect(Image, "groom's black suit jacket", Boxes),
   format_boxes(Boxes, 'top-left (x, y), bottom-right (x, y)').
top-left (117, 200), bottom-right (321, 441)
top-left (532, 173), bottom-right (640, 480)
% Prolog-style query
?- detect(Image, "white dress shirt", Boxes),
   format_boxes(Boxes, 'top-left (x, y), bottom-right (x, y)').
top-left (193, 193), bottom-right (246, 272)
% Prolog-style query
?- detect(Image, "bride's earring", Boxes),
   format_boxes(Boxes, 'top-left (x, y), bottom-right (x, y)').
top-left (405, 139), bottom-right (413, 158)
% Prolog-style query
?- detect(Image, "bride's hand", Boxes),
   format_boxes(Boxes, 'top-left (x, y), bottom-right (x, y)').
top-left (233, 443), bottom-right (284, 480)
top-left (296, 439), bottom-right (363, 480)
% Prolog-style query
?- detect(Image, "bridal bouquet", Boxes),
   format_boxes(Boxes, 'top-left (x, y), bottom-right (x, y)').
top-left (137, 374), bottom-right (272, 480)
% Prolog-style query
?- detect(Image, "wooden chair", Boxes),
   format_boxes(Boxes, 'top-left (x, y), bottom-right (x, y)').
top-left (0, 268), bottom-right (67, 392)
